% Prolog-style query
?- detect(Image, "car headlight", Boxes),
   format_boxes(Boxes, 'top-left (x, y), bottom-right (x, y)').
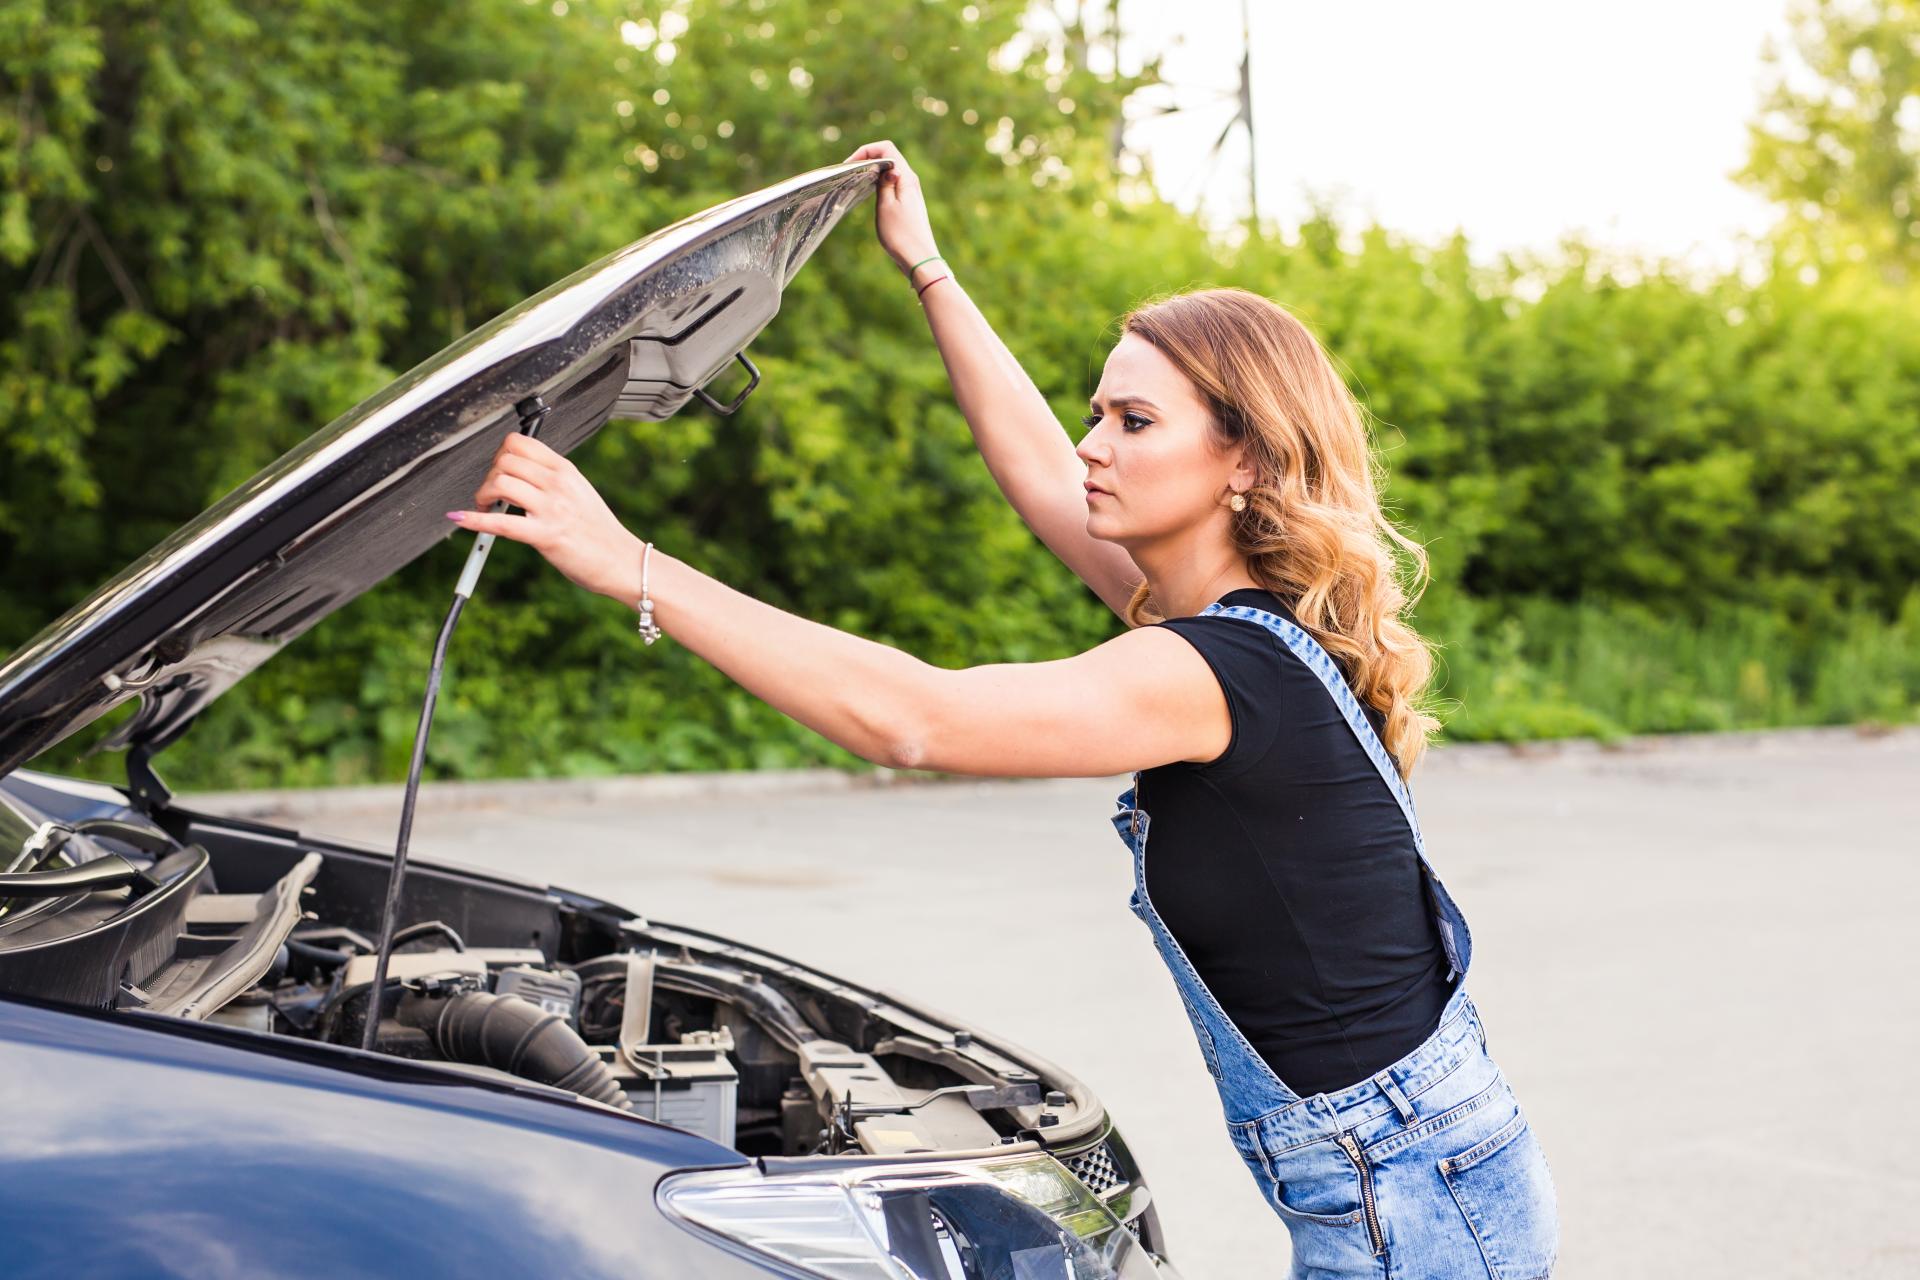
top-left (657, 1152), bottom-right (1167, 1279)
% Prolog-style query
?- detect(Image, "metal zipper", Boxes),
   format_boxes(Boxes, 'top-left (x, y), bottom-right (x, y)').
top-left (1335, 1131), bottom-right (1386, 1258)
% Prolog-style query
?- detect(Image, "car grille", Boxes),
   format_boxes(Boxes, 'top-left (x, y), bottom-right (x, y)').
top-left (1061, 1141), bottom-right (1125, 1198)
top-left (1061, 1137), bottom-right (1147, 1247)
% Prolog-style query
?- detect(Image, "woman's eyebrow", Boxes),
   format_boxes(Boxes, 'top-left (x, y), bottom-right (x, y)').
top-left (1088, 394), bottom-right (1163, 412)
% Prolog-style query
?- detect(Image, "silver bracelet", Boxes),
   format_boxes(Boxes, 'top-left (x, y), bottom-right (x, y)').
top-left (636, 540), bottom-right (662, 645)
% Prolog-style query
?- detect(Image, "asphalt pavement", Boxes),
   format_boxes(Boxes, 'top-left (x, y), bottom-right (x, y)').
top-left (190, 726), bottom-right (1920, 1279)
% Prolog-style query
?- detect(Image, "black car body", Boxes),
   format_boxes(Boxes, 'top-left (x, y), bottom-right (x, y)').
top-left (0, 162), bottom-right (1175, 1279)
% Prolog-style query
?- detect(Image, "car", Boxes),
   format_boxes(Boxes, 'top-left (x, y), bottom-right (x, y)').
top-left (0, 160), bottom-right (1178, 1279)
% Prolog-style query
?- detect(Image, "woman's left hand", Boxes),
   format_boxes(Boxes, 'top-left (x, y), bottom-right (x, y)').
top-left (448, 433), bottom-right (643, 603)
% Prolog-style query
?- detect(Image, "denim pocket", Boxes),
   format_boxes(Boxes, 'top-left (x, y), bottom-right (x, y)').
top-left (1228, 1131), bottom-right (1371, 1274)
top-left (1439, 1107), bottom-right (1559, 1280)
top-left (1233, 1129), bottom-right (1361, 1220)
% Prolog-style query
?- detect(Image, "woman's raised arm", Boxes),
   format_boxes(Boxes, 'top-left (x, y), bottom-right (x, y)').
top-left (846, 141), bottom-right (1143, 621)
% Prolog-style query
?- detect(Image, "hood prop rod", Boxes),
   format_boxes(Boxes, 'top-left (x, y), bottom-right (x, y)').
top-left (125, 742), bottom-right (174, 815)
top-left (360, 393), bottom-right (550, 1052)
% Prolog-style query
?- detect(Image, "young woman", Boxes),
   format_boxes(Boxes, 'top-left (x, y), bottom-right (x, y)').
top-left (449, 141), bottom-right (1559, 1279)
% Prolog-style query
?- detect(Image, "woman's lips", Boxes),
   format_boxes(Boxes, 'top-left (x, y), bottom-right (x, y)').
top-left (1084, 481), bottom-right (1111, 501)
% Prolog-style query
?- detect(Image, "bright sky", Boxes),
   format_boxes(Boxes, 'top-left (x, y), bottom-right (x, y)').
top-left (1118, 0), bottom-right (1797, 272)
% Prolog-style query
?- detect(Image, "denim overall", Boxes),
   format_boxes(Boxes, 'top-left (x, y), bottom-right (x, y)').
top-left (1111, 603), bottom-right (1558, 1279)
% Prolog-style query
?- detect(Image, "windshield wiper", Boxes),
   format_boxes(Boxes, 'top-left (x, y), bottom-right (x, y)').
top-left (3, 820), bottom-right (75, 877)
top-left (0, 853), bottom-right (138, 898)
top-left (4, 816), bottom-right (175, 877)
top-left (0, 819), bottom-right (180, 919)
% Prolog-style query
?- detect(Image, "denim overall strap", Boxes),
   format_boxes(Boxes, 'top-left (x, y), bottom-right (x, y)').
top-left (1199, 602), bottom-right (1473, 979)
top-left (1111, 778), bottom-right (1302, 1119)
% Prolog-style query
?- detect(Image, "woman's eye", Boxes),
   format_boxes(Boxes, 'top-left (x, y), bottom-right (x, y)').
top-left (1081, 410), bottom-right (1151, 432)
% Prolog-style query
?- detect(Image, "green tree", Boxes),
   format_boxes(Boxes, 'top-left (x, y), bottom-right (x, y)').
top-left (1739, 0), bottom-right (1920, 283)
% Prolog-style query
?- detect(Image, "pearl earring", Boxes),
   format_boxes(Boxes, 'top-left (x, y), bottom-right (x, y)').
top-left (1229, 492), bottom-right (1248, 512)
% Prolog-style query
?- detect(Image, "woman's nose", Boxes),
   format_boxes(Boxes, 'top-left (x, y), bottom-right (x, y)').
top-left (1075, 425), bottom-right (1110, 468)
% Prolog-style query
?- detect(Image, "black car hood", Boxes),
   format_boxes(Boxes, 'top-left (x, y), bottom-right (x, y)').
top-left (0, 162), bottom-right (880, 779)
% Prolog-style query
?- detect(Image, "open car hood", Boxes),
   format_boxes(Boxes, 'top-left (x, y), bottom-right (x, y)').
top-left (0, 161), bottom-right (881, 781)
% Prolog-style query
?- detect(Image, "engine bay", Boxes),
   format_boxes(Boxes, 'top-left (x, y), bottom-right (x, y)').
top-left (236, 912), bottom-right (1064, 1160)
top-left (0, 782), bottom-right (1109, 1168)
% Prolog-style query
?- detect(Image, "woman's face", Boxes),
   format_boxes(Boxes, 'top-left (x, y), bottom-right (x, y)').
top-left (1076, 332), bottom-right (1250, 549)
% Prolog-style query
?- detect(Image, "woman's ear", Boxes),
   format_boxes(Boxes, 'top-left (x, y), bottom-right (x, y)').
top-left (1228, 446), bottom-right (1258, 495)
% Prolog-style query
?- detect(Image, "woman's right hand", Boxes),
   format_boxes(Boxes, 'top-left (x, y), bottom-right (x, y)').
top-left (844, 140), bottom-right (940, 278)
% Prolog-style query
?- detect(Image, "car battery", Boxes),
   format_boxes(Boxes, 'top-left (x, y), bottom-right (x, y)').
top-left (615, 1026), bottom-right (739, 1149)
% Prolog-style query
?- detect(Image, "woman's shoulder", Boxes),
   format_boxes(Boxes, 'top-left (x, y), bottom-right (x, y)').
top-left (1156, 588), bottom-right (1302, 653)
top-left (1173, 588), bottom-right (1355, 674)
top-left (1156, 587), bottom-right (1290, 633)
top-left (1149, 591), bottom-right (1302, 774)
top-left (1156, 588), bottom-right (1371, 718)
top-left (1154, 589), bottom-right (1392, 773)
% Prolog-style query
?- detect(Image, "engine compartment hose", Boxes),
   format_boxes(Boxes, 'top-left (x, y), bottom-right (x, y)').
top-left (401, 990), bottom-right (631, 1111)
top-left (389, 919), bottom-right (465, 952)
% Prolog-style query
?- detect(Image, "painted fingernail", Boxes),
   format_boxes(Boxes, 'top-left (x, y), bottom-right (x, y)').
top-left (446, 511), bottom-right (465, 522)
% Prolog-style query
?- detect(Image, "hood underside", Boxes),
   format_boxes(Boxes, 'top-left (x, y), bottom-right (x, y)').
top-left (0, 162), bottom-right (881, 779)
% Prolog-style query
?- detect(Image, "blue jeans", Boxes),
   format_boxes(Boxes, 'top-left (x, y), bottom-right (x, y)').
top-left (1112, 603), bottom-right (1558, 1278)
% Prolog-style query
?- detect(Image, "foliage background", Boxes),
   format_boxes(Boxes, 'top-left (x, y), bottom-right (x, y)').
top-left (3, 0), bottom-right (1917, 789)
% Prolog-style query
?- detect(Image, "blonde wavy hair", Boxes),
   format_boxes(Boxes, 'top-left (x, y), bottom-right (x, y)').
top-left (1119, 287), bottom-right (1442, 778)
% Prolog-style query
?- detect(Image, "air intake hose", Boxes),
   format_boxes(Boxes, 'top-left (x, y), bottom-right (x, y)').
top-left (401, 990), bottom-right (630, 1111)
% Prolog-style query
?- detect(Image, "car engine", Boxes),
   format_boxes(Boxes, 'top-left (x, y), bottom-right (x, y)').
top-left (0, 793), bottom-right (1133, 1177)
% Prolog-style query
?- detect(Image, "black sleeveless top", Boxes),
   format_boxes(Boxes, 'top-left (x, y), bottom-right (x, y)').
top-left (1140, 587), bottom-right (1452, 1095)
